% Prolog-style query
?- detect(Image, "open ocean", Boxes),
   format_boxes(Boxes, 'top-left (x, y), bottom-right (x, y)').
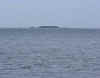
top-left (0, 28), bottom-right (100, 78)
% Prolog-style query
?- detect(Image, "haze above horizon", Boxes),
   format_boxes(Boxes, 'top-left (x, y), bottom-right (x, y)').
top-left (0, 0), bottom-right (100, 28)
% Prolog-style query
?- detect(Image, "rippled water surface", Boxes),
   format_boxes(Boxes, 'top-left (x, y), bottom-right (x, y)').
top-left (0, 28), bottom-right (100, 78)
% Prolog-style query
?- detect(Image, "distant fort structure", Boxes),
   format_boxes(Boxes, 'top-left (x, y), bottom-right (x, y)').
top-left (38, 26), bottom-right (60, 28)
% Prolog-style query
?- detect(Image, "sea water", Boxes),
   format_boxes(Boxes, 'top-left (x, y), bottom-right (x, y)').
top-left (0, 28), bottom-right (100, 78)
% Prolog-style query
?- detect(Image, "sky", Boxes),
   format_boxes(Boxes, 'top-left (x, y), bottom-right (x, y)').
top-left (0, 0), bottom-right (100, 28)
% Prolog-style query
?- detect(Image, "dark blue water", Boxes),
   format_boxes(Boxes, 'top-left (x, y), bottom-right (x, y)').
top-left (0, 28), bottom-right (100, 78)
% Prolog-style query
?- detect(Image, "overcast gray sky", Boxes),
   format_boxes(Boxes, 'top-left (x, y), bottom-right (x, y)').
top-left (0, 0), bottom-right (100, 28)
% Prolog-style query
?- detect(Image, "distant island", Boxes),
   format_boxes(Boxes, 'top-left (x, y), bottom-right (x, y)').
top-left (28, 26), bottom-right (60, 29)
top-left (38, 26), bottom-right (60, 28)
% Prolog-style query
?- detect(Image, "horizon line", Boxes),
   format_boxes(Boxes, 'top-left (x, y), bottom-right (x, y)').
top-left (0, 27), bottom-right (100, 30)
